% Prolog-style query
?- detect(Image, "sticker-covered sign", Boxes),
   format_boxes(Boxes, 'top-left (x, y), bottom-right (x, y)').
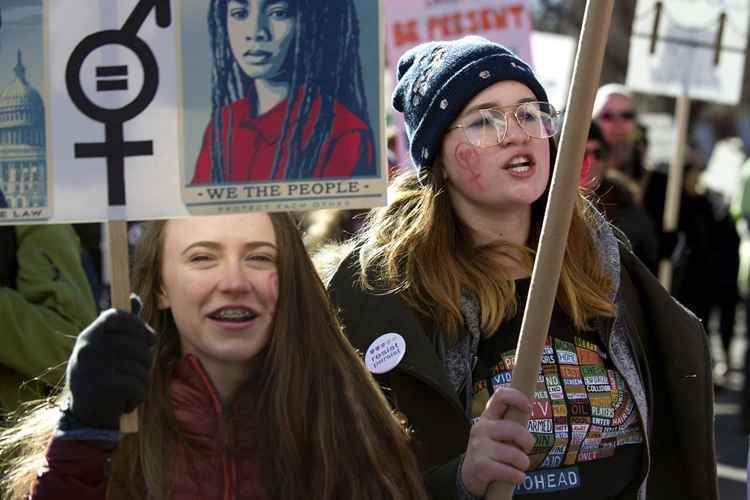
top-left (179, 0), bottom-right (386, 215)
top-left (626, 0), bottom-right (749, 104)
top-left (0, 0), bottom-right (52, 222)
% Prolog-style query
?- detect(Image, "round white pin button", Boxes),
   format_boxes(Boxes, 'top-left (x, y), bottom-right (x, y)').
top-left (365, 332), bottom-right (406, 374)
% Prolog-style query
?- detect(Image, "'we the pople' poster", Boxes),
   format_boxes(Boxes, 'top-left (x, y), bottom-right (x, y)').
top-left (179, 1), bottom-right (385, 216)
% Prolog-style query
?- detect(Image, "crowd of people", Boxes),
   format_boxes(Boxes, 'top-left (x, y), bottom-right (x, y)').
top-left (0, 24), bottom-right (733, 500)
top-left (582, 84), bottom-right (750, 429)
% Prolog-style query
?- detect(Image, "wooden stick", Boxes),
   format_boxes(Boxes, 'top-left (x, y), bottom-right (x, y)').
top-left (107, 219), bottom-right (139, 433)
top-left (485, 1), bottom-right (614, 498)
top-left (657, 94), bottom-right (690, 291)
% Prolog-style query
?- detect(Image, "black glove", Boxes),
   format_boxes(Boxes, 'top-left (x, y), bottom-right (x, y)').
top-left (62, 296), bottom-right (155, 431)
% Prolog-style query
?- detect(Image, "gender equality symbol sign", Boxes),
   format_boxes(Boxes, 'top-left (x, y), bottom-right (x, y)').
top-left (65, 0), bottom-right (171, 209)
top-left (62, 0), bottom-right (172, 433)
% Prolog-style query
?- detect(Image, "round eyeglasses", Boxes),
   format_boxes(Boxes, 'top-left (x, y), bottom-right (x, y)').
top-left (447, 101), bottom-right (561, 148)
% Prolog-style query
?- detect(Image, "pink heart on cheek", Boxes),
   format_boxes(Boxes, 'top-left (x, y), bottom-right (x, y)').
top-left (454, 144), bottom-right (483, 189)
top-left (267, 272), bottom-right (279, 309)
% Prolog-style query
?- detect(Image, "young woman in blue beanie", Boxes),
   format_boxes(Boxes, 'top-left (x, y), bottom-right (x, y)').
top-left (320, 35), bottom-right (717, 499)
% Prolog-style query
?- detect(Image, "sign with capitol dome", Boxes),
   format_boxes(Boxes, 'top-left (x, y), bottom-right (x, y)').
top-left (0, 2), bottom-right (51, 222)
top-left (0, 0), bottom-right (386, 224)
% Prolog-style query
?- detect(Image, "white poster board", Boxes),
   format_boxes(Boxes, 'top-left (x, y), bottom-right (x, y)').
top-left (0, 0), bottom-right (52, 222)
top-left (0, 0), bottom-right (386, 225)
top-left (384, 0), bottom-right (533, 168)
top-left (46, 0), bottom-right (186, 223)
top-left (638, 112), bottom-right (676, 168)
top-left (530, 31), bottom-right (575, 113)
top-left (702, 136), bottom-right (745, 203)
top-left (626, 0), bottom-right (749, 104)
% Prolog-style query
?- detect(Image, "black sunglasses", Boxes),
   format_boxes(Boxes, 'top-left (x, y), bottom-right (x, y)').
top-left (598, 111), bottom-right (636, 122)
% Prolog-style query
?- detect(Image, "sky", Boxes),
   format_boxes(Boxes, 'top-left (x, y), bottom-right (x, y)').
top-left (0, 1), bottom-right (45, 94)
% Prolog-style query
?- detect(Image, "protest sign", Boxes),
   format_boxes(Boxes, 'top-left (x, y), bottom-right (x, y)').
top-left (638, 112), bottom-right (675, 168)
top-left (1, 0), bottom-right (385, 225)
top-left (627, 0), bottom-right (749, 104)
top-left (50, 0), bottom-right (179, 432)
top-left (530, 31), bottom-right (575, 113)
top-left (45, 0), bottom-right (185, 222)
top-left (178, 0), bottom-right (386, 215)
top-left (4, 0), bottom-right (385, 431)
top-left (386, 0), bottom-right (532, 59)
top-left (0, 0), bottom-right (52, 222)
top-left (703, 136), bottom-right (745, 204)
top-left (384, 0), bottom-right (532, 168)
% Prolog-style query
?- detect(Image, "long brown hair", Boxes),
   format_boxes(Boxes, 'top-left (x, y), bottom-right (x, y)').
top-left (355, 143), bottom-right (616, 343)
top-left (1, 213), bottom-right (427, 500)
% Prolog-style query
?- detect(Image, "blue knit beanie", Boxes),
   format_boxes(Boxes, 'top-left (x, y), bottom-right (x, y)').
top-left (392, 35), bottom-right (548, 179)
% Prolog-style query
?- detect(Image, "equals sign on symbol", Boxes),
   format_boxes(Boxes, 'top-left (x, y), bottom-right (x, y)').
top-left (95, 65), bottom-right (128, 91)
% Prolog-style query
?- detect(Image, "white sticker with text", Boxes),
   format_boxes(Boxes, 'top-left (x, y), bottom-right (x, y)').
top-left (365, 333), bottom-right (406, 374)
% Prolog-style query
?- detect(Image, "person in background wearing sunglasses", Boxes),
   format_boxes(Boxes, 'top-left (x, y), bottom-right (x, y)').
top-left (593, 84), bottom-right (646, 185)
top-left (317, 36), bottom-right (718, 499)
top-left (581, 121), bottom-right (659, 273)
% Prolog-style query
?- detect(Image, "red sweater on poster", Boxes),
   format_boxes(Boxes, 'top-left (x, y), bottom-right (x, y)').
top-left (30, 354), bottom-right (267, 500)
top-left (191, 92), bottom-right (375, 183)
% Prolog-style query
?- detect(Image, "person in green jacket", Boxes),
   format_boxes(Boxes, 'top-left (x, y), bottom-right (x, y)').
top-left (0, 198), bottom-right (97, 411)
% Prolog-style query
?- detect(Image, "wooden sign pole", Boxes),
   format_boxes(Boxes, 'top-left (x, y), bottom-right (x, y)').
top-left (657, 93), bottom-right (691, 291)
top-left (485, 1), bottom-right (613, 498)
top-left (107, 219), bottom-right (139, 433)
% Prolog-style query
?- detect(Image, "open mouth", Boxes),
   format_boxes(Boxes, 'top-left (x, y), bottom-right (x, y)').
top-left (503, 154), bottom-right (535, 174)
top-left (208, 306), bottom-right (258, 323)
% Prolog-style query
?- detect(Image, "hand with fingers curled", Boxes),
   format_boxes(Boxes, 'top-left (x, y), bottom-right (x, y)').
top-left (460, 387), bottom-right (535, 497)
top-left (61, 296), bottom-right (156, 432)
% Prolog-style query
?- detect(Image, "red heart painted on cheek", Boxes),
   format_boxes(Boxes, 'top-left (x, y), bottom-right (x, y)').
top-left (454, 144), bottom-right (483, 186)
top-left (455, 144), bottom-right (480, 170)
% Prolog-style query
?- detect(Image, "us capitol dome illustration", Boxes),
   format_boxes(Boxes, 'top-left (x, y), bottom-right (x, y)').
top-left (0, 50), bottom-right (46, 209)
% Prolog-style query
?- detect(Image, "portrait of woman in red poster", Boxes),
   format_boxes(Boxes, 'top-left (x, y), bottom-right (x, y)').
top-left (191, 0), bottom-right (376, 183)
